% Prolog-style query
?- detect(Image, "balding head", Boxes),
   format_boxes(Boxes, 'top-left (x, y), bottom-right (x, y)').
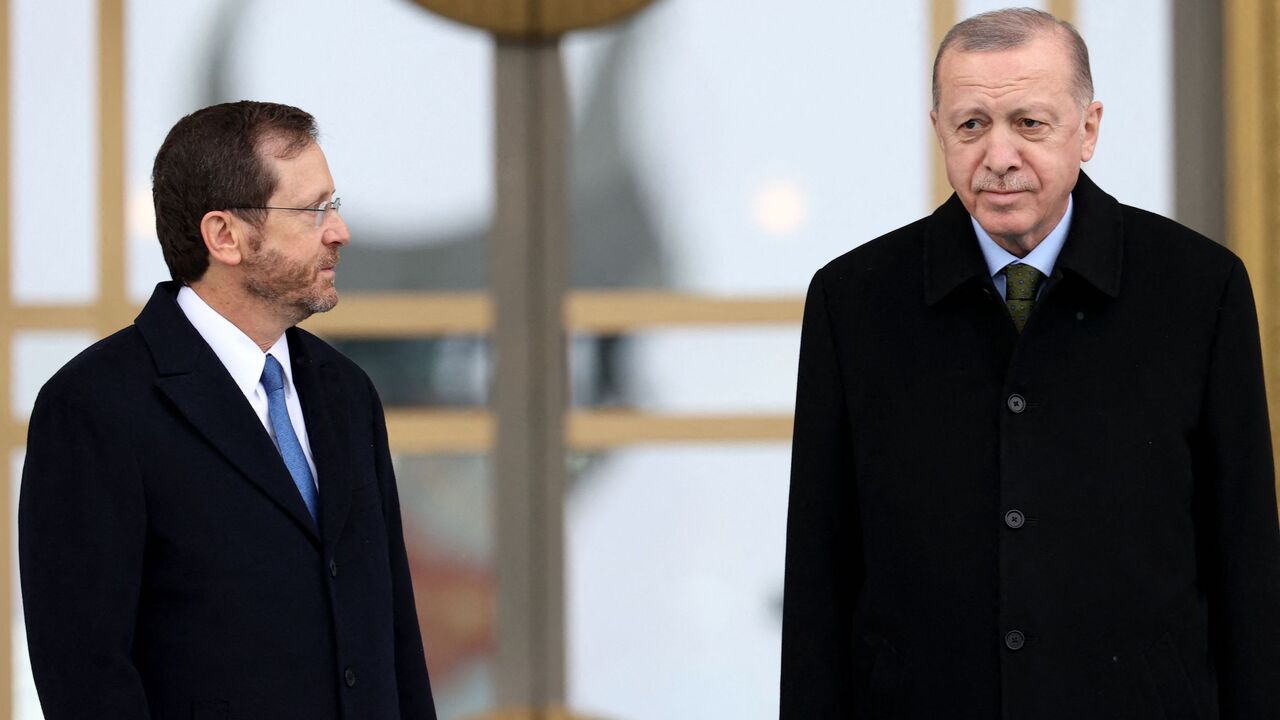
top-left (932, 7), bottom-right (1093, 110)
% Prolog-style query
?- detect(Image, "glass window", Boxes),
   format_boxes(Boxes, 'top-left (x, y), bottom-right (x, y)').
top-left (11, 0), bottom-right (98, 304)
top-left (126, 0), bottom-right (495, 301)
top-left (566, 444), bottom-right (789, 719)
top-left (395, 453), bottom-right (496, 720)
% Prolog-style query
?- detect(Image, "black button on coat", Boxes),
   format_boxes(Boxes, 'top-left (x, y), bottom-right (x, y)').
top-left (781, 173), bottom-right (1280, 719)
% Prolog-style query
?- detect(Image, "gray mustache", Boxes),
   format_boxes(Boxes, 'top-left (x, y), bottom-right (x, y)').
top-left (974, 177), bottom-right (1035, 192)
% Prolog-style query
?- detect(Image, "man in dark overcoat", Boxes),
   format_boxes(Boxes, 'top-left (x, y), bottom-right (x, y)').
top-left (19, 101), bottom-right (437, 719)
top-left (781, 8), bottom-right (1280, 718)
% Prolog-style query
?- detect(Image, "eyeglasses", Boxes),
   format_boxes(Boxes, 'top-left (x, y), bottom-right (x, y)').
top-left (230, 197), bottom-right (342, 228)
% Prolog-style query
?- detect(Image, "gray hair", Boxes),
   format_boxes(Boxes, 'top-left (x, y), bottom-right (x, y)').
top-left (931, 7), bottom-right (1094, 110)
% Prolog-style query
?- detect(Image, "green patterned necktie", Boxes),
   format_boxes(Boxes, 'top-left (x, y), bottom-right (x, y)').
top-left (1003, 263), bottom-right (1045, 332)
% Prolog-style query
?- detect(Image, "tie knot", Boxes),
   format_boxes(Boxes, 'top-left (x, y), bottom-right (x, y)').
top-left (261, 354), bottom-right (285, 394)
top-left (1003, 263), bottom-right (1045, 302)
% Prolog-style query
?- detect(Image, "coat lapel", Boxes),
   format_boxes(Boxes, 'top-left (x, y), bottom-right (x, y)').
top-left (923, 192), bottom-right (991, 306)
top-left (1055, 171), bottom-right (1124, 298)
top-left (288, 329), bottom-right (355, 556)
top-left (136, 283), bottom-right (321, 545)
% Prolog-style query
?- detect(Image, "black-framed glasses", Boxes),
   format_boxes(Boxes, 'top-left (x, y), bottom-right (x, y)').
top-left (230, 197), bottom-right (342, 228)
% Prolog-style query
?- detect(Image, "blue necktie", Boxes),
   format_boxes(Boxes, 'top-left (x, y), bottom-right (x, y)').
top-left (260, 355), bottom-right (319, 524)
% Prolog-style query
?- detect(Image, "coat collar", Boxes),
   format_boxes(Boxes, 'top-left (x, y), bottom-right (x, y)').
top-left (135, 281), bottom-right (330, 546)
top-left (924, 170), bottom-right (1124, 305)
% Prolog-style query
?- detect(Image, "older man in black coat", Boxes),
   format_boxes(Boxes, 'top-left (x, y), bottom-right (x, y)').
top-left (781, 9), bottom-right (1280, 719)
top-left (19, 102), bottom-right (436, 719)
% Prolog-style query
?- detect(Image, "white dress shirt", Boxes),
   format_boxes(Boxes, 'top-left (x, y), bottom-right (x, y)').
top-left (972, 195), bottom-right (1073, 300)
top-left (176, 286), bottom-right (319, 487)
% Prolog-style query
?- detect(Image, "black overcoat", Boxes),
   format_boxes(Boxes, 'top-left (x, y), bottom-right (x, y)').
top-left (19, 282), bottom-right (437, 719)
top-left (781, 173), bottom-right (1280, 719)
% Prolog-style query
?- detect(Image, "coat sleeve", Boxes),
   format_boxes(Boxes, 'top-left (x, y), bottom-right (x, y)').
top-left (1194, 258), bottom-right (1280, 717)
top-left (18, 378), bottom-right (151, 718)
top-left (780, 270), bottom-right (863, 717)
top-left (369, 379), bottom-right (438, 719)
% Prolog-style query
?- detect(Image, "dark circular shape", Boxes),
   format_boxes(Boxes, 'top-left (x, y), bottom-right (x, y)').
top-left (1004, 509), bottom-right (1025, 529)
top-left (329, 559), bottom-right (339, 578)
top-left (1007, 394), bottom-right (1027, 413)
top-left (409, 0), bottom-right (657, 38)
top-left (1005, 630), bottom-right (1026, 651)
top-left (344, 668), bottom-right (357, 687)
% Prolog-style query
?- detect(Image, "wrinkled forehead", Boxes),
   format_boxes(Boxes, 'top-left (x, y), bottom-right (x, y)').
top-left (936, 36), bottom-right (1078, 110)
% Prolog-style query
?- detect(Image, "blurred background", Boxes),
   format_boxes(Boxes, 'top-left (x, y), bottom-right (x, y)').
top-left (3, 0), bottom-right (1277, 718)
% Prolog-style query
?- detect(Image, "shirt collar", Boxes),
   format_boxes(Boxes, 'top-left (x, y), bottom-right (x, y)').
top-left (176, 285), bottom-right (294, 394)
top-left (971, 194), bottom-right (1073, 279)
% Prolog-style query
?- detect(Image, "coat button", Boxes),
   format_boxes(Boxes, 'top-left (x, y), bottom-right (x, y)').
top-left (344, 667), bottom-right (357, 687)
top-left (1005, 630), bottom-right (1026, 651)
top-left (1004, 509), bottom-right (1025, 529)
top-left (329, 559), bottom-right (339, 578)
top-left (1007, 394), bottom-right (1027, 413)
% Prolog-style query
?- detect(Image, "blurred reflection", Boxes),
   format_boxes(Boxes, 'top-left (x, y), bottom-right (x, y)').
top-left (566, 445), bottom-right (789, 719)
top-left (396, 454), bottom-right (496, 720)
top-left (331, 338), bottom-right (490, 407)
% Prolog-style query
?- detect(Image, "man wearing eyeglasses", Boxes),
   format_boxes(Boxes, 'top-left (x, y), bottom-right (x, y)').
top-left (18, 101), bottom-right (437, 719)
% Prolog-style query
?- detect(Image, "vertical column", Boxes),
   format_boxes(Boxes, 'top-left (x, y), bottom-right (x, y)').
top-left (98, 0), bottom-right (127, 334)
top-left (1047, 0), bottom-right (1075, 24)
top-left (1171, 0), bottom-right (1224, 240)
top-left (929, 0), bottom-right (956, 208)
top-left (0, 0), bottom-right (13, 711)
top-left (491, 39), bottom-right (568, 712)
top-left (1226, 0), bottom-right (1280, 494)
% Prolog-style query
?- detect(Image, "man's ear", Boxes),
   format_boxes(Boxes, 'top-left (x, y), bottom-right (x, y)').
top-left (1080, 101), bottom-right (1103, 163)
top-left (199, 210), bottom-right (246, 267)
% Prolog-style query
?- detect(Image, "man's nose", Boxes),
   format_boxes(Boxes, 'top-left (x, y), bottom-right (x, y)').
top-left (982, 127), bottom-right (1022, 175)
top-left (326, 213), bottom-right (351, 246)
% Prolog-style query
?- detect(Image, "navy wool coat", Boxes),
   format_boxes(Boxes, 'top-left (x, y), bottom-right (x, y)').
top-left (19, 282), bottom-right (437, 719)
top-left (781, 173), bottom-right (1280, 719)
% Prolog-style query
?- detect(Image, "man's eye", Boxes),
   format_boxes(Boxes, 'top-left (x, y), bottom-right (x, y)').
top-left (960, 119), bottom-right (980, 130)
top-left (1020, 119), bottom-right (1043, 129)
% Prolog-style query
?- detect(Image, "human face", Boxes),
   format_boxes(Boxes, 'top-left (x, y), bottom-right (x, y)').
top-left (240, 142), bottom-right (350, 326)
top-left (931, 33), bottom-right (1102, 254)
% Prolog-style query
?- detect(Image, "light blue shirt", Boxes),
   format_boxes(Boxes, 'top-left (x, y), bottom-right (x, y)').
top-left (971, 195), bottom-right (1073, 300)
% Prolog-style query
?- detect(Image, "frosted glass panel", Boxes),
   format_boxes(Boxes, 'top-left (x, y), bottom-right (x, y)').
top-left (563, 0), bottom-right (931, 294)
top-left (394, 455), bottom-right (496, 720)
top-left (126, 0), bottom-right (494, 300)
top-left (567, 445), bottom-right (789, 720)
top-left (571, 327), bottom-right (800, 413)
top-left (11, 0), bottom-right (98, 304)
top-left (10, 331), bottom-right (97, 421)
top-left (1077, 0), bottom-right (1173, 217)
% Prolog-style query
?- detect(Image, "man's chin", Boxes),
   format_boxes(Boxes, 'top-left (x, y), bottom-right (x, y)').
top-left (305, 291), bottom-right (340, 315)
top-left (974, 210), bottom-right (1033, 239)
